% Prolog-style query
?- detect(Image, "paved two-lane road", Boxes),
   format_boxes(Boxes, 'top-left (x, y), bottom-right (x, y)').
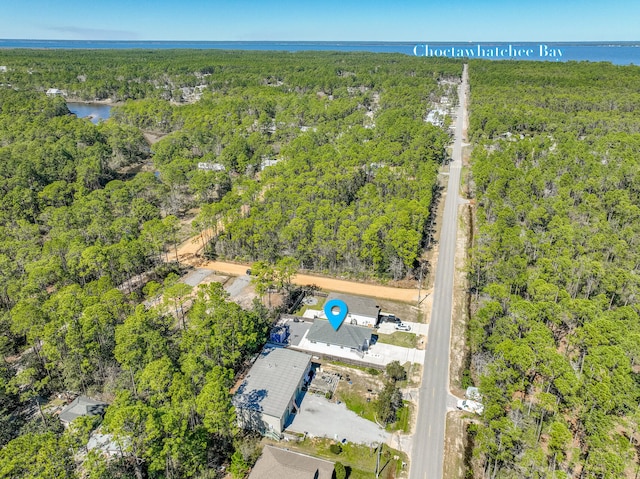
top-left (410, 64), bottom-right (468, 479)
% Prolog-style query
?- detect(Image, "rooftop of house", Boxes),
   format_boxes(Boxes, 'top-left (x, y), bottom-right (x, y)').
top-left (233, 347), bottom-right (311, 419)
top-left (197, 162), bottom-right (225, 171)
top-left (248, 445), bottom-right (334, 479)
top-left (307, 320), bottom-right (371, 350)
top-left (87, 430), bottom-right (128, 457)
top-left (326, 292), bottom-right (380, 319)
top-left (59, 396), bottom-right (108, 424)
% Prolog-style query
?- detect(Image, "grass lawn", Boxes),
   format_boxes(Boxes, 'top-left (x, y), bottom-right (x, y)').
top-left (338, 386), bottom-right (378, 423)
top-left (266, 437), bottom-right (408, 479)
top-left (332, 364), bottom-right (410, 434)
top-left (329, 362), bottom-right (384, 424)
top-left (376, 332), bottom-right (418, 349)
top-left (296, 295), bottom-right (327, 316)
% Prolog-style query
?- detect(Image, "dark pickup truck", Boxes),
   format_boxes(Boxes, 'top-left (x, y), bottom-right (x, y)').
top-left (380, 314), bottom-right (401, 323)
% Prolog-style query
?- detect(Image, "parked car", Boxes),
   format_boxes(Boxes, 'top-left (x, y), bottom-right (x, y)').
top-left (245, 269), bottom-right (252, 276)
top-left (381, 314), bottom-right (401, 323)
top-left (456, 399), bottom-right (484, 415)
top-left (395, 322), bottom-right (411, 331)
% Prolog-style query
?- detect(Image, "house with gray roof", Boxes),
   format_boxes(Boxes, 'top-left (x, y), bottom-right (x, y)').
top-left (249, 445), bottom-right (334, 479)
top-left (325, 292), bottom-right (381, 327)
top-left (46, 88), bottom-right (64, 97)
top-left (233, 347), bottom-right (311, 437)
top-left (59, 396), bottom-right (108, 426)
top-left (307, 320), bottom-right (371, 354)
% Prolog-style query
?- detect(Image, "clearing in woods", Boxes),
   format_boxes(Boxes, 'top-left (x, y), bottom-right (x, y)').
top-left (170, 228), bottom-right (424, 303)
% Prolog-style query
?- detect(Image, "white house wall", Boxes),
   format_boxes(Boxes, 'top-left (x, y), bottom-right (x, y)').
top-left (347, 313), bottom-right (377, 327)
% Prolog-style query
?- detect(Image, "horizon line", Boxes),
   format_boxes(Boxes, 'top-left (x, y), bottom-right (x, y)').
top-left (1, 38), bottom-right (639, 44)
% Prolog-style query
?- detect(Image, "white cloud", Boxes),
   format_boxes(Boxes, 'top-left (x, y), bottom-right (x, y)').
top-left (45, 26), bottom-right (138, 40)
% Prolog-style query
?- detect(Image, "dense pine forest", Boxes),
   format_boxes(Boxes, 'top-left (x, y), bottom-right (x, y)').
top-left (0, 50), bottom-right (460, 478)
top-left (0, 49), bottom-right (460, 279)
top-left (468, 61), bottom-right (640, 478)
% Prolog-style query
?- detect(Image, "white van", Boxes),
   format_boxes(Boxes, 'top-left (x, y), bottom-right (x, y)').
top-left (456, 399), bottom-right (484, 415)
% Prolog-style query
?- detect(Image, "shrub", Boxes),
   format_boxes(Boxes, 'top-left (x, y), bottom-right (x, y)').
top-left (334, 461), bottom-right (347, 479)
top-left (229, 451), bottom-right (249, 479)
top-left (461, 368), bottom-right (473, 389)
top-left (329, 443), bottom-right (342, 455)
top-left (385, 360), bottom-right (406, 382)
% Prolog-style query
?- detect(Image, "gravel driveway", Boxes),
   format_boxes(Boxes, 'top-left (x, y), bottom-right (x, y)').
top-left (182, 268), bottom-right (216, 287)
top-left (225, 274), bottom-right (250, 298)
top-left (287, 394), bottom-right (389, 445)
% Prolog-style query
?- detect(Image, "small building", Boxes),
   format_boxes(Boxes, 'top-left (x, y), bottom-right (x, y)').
top-left (325, 292), bottom-right (380, 327)
top-left (307, 320), bottom-right (371, 354)
top-left (197, 162), bottom-right (225, 171)
top-left (260, 158), bottom-right (280, 170)
top-left (46, 88), bottom-right (64, 97)
top-left (59, 396), bottom-right (108, 426)
top-left (87, 431), bottom-right (127, 458)
top-left (249, 445), bottom-right (334, 479)
top-left (425, 107), bottom-right (447, 126)
top-left (233, 347), bottom-right (311, 438)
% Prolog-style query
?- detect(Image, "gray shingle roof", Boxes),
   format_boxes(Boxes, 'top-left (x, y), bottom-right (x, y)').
top-left (307, 320), bottom-right (371, 350)
top-left (249, 445), bottom-right (334, 479)
top-left (59, 396), bottom-right (107, 424)
top-left (326, 292), bottom-right (380, 319)
top-left (233, 347), bottom-right (311, 420)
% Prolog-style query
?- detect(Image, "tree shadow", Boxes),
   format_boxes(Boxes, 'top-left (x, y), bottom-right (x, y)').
top-left (331, 465), bottom-right (352, 479)
top-left (233, 382), bottom-right (268, 432)
top-left (282, 365), bottom-right (315, 429)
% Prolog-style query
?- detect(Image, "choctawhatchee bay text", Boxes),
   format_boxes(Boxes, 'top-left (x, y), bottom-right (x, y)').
top-left (414, 44), bottom-right (563, 58)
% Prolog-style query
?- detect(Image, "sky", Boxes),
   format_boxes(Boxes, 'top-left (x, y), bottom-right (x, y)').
top-left (1, 0), bottom-right (639, 42)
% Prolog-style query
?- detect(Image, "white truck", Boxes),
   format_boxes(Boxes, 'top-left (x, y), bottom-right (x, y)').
top-left (456, 399), bottom-right (484, 415)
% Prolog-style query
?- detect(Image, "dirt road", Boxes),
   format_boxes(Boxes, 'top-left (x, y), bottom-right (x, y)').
top-left (203, 260), bottom-right (421, 303)
top-left (168, 227), bottom-right (420, 303)
top-left (168, 228), bottom-right (211, 263)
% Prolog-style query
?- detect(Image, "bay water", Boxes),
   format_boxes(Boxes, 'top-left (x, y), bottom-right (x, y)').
top-left (1, 40), bottom-right (638, 65)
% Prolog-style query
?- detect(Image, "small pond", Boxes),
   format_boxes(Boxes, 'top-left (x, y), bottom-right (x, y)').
top-left (66, 102), bottom-right (112, 124)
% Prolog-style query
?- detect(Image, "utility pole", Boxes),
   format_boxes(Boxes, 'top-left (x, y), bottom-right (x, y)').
top-left (417, 261), bottom-right (424, 307)
top-left (375, 443), bottom-right (382, 478)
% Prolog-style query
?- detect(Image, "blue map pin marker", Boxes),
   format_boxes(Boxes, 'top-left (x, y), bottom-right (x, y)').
top-left (324, 299), bottom-right (349, 331)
